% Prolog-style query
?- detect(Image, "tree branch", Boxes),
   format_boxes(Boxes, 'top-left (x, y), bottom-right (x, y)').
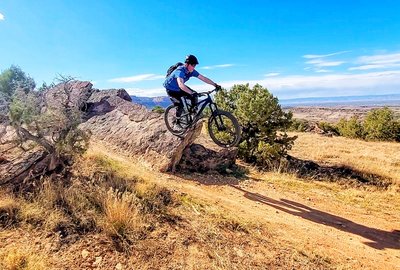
top-left (15, 125), bottom-right (54, 153)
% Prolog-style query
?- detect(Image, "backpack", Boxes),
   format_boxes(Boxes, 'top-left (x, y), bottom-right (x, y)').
top-left (166, 62), bottom-right (184, 77)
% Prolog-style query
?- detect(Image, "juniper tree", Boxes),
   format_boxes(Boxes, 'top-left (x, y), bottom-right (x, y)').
top-left (0, 66), bottom-right (90, 185)
top-left (215, 84), bottom-right (296, 168)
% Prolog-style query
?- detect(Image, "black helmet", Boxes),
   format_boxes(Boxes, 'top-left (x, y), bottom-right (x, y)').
top-left (185, 54), bottom-right (199, 65)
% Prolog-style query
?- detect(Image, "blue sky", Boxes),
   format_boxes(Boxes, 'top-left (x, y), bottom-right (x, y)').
top-left (1, 0), bottom-right (400, 99)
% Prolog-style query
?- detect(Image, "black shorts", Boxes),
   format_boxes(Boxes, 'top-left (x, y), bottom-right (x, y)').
top-left (166, 89), bottom-right (197, 108)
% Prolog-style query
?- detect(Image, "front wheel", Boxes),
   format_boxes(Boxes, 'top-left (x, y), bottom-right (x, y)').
top-left (208, 110), bottom-right (241, 148)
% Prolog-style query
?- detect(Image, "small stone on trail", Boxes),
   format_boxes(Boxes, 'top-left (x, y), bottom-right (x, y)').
top-left (82, 249), bottom-right (89, 259)
top-left (93, 256), bottom-right (102, 266)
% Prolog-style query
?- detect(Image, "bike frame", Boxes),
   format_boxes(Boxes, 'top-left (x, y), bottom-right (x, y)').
top-left (179, 90), bottom-right (219, 124)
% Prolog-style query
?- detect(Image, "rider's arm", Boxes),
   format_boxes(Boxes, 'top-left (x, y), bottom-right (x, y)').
top-left (198, 74), bottom-right (218, 87)
top-left (177, 77), bottom-right (195, 95)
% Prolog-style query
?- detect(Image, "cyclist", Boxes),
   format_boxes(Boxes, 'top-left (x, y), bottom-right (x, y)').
top-left (163, 55), bottom-right (221, 124)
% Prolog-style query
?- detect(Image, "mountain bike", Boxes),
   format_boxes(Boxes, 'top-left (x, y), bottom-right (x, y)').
top-left (164, 88), bottom-right (241, 148)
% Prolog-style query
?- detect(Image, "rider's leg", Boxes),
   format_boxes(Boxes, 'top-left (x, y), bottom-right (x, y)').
top-left (167, 90), bottom-right (184, 118)
top-left (186, 87), bottom-right (198, 112)
top-left (174, 90), bottom-right (193, 115)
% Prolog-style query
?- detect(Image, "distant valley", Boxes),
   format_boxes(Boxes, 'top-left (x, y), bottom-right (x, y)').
top-left (131, 93), bottom-right (400, 109)
top-left (130, 95), bottom-right (171, 109)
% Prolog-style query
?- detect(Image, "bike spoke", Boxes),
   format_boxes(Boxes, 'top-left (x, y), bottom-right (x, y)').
top-left (208, 112), bottom-right (240, 147)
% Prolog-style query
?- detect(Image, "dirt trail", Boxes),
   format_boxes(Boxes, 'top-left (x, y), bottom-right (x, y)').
top-left (95, 143), bottom-right (400, 270)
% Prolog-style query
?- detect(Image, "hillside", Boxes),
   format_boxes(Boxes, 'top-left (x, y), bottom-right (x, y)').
top-left (130, 93), bottom-right (400, 111)
top-left (1, 81), bottom-right (399, 269)
top-left (1, 131), bottom-right (399, 269)
top-left (130, 94), bottom-right (400, 124)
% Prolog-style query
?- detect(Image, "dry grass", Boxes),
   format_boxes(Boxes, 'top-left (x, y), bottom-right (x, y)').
top-left (0, 141), bottom-right (358, 269)
top-left (245, 132), bottom-right (400, 216)
top-left (0, 193), bottom-right (20, 228)
top-left (0, 247), bottom-right (48, 270)
top-left (101, 188), bottom-right (146, 251)
top-left (289, 132), bottom-right (400, 186)
top-left (257, 170), bottom-right (400, 216)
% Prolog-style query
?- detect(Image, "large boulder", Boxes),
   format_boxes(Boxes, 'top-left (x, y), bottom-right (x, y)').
top-left (80, 89), bottom-right (204, 171)
top-left (43, 80), bottom-right (94, 111)
top-left (178, 144), bottom-right (238, 173)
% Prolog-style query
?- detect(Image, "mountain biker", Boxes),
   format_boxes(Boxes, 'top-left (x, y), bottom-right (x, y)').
top-left (163, 55), bottom-right (221, 121)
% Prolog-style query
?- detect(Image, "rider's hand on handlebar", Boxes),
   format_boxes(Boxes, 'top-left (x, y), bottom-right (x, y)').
top-left (215, 84), bottom-right (222, 91)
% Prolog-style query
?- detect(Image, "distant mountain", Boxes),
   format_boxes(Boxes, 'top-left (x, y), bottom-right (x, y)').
top-left (130, 96), bottom-right (171, 109)
top-left (280, 93), bottom-right (400, 107)
top-left (131, 93), bottom-right (400, 109)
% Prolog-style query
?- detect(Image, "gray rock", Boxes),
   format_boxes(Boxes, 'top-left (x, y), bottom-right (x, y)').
top-left (178, 144), bottom-right (238, 173)
top-left (43, 80), bottom-right (94, 111)
top-left (80, 95), bottom-right (204, 172)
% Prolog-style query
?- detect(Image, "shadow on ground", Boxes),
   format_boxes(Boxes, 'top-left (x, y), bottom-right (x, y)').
top-left (285, 155), bottom-right (392, 188)
top-left (231, 185), bottom-right (400, 250)
top-left (173, 171), bottom-right (241, 186)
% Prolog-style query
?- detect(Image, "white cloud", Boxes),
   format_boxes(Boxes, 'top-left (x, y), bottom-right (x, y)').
top-left (303, 51), bottom-right (350, 59)
top-left (315, 69), bottom-right (331, 73)
top-left (200, 64), bottom-right (235, 70)
top-left (125, 87), bottom-right (166, 97)
top-left (357, 53), bottom-right (400, 65)
top-left (260, 70), bottom-right (400, 98)
top-left (265, 73), bottom-right (280, 77)
top-left (349, 53), bottom-right (400, 70)
top-left (108, 74), bottom-right (164, 83)
top-left (306, 59), bottom-right (345, 67)
top-left (184, 70), bottom-right (400, 99)
top-left (349, 63), bottom-right (400, 71)
top-left (0, 13), bottom-right (4, 21)
top-left (131, 70), bottom-right (400, 98)
top-left (303, 51), bottom-right (347, 73)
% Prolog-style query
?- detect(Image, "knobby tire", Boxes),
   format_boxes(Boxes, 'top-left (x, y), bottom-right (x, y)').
top-left (208, 110), bottom-right (241, 148)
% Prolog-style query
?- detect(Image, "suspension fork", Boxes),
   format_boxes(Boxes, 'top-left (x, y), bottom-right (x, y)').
top-left (209, 103), bottom-right (225, 130)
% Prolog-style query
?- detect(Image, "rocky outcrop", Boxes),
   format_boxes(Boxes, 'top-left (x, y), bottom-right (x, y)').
top-left (178, 144), bottom-right (238, 173)
top-left (43, 81), bottom-right (94, 110)
top-left (80, 90), bottom-right (204, 171)
top-left (0, 149), bottom-right (47, 186)
top-left (1, 81), bottom-right (238, 182)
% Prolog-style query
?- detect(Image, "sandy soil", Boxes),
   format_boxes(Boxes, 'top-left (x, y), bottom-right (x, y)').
top-left (286, 106), bottom-right (400, 123)
top-left (94, 138), bottom-right (400, 270)
top-left (1, 136), bottom-right (399, 269)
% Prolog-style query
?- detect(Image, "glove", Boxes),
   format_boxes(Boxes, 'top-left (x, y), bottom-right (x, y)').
top-left (191, 91), bottom-right (198, 97)
top-left (215, 84), bottom-right (222, 90)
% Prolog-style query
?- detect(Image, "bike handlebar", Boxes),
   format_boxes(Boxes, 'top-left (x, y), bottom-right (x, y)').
top-left (196, 87), bottom-right (220, 97)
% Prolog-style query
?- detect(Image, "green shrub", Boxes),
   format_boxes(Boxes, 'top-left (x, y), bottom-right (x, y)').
top-left (336, 116), bottom-right (365, 139)
top-left (215, 84), bottom-right (296, 168)
top-left (289, 118), bottom-right (310, 132)
top-left (318, 121), bottom-right (339, 135)
top-left (152, 105), bottom-right (165, 114)
top-left (363, 107), bottom-right (400, 141)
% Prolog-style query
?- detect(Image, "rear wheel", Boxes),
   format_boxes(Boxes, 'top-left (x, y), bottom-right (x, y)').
top-left (208, 110), bottom-right (241, 148)
top-left (164, 104), bottom-right (187, 136)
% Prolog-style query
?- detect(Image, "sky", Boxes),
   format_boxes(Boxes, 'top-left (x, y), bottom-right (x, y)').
top-left (1, 0), bottom-right (400, 99)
